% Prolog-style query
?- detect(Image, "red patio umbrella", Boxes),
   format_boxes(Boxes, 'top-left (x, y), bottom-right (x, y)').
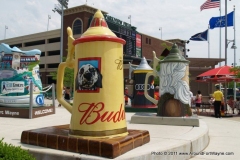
top-left (195, 65), bottom-right (240, 83)
top-left (196, 65), bottom-right (240, 114)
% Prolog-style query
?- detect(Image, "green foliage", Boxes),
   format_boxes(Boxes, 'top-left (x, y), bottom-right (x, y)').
top-left (229, 66), bottom-right (240, 88)
top-left (154, 56), bottom-right (165, 86)
top-left (230, 66), bottom-right (240, 78)
top-left (227, 82), bottom-right (240, 88)
top-left (50, 57), bottom-right (74, 88)
top-left (161, 42), bottom-right (172, 51)
top-left (0, 138), bottom-right (35, 160)
top-left (28, 61), bottom-right (39, 71)
top-left (151, 42), bottom-right (171, 86)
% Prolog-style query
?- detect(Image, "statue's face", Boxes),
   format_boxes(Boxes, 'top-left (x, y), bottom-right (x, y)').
top-left (181, 65), bottom-right (189, 85)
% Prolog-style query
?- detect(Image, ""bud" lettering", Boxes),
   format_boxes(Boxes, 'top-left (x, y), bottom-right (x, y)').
top-left (78, 102), bottom-right (125, 125)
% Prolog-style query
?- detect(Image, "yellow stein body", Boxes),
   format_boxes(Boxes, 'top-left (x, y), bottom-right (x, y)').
top-left (57, 10), bottom-right (128, 138)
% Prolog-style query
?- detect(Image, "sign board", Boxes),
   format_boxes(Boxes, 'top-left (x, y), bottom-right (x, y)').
top-left (1, 81), bottom-right (24, 94)
top-left (0, 106), bottom-right (55, 118)
top-left (103, 15), bottom-right (138, 57)
top-left (36, 94), bottom-right (44, 106)
top-left (136, 34), bottom-right (142, 57)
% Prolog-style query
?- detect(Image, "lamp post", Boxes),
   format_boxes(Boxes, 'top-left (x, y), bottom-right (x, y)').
top-left (52, 0), bottom-right (69, 63)
top-left (4, 25), bottom-right (8, 39)
top-left (226, 6), bottom-right (237, 101)
top-left (128, 15), bottom-right (131, 25)
top-left (224, 0), bottom-right (228, 66)
top-left (47, 15), bottom-right (51, 31)
top-left (227, 40), bottom-right (237, 101)
top-left (181, 40), bottom-right (190, 58)
top-left (159, 27), bottom-right (162, 39)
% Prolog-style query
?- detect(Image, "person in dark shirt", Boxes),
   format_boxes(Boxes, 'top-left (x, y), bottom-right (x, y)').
top-left (64, 87), bottom-right (71, 103)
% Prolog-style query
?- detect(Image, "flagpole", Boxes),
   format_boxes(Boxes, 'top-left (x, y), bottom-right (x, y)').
top-left (219, 0), bottom-right (222, 66)
top-left (208, 25), bottom-right (210, 58)
top-left (233, 6), bottom-right (236, 101)
top-left (225, 0), bottom-right (227, 66)
top-left (224, 0), bottom-right (227, 112)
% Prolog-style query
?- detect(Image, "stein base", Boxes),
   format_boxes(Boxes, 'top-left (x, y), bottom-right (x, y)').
top-left (68, 131), bottom-right (129, 139)
top-left (20, 124), bottom-right (150, 159)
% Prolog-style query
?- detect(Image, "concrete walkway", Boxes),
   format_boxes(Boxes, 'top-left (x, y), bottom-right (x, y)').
top-left (189, 115), bottom-right (240, 160)
top-left (0, 100), bottom-right (239, 160)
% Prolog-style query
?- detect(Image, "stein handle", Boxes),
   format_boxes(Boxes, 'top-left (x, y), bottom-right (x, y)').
top-left (57, 27), bottom-right (75, 113)
top-left (144, 51), bottom-right (161, 105)
top-left (144, 72), bottom-right (158, 105)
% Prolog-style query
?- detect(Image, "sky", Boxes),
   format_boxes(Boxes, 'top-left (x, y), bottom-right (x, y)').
top-left (0, 0), bottom-right (239, 67)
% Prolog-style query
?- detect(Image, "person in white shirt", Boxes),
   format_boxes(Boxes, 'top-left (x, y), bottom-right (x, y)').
top-left (189, 91), bottom-right (193, 107)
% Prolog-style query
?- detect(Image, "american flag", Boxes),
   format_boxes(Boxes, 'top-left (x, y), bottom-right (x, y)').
top-left (200, 0), bottom-right (220, 11)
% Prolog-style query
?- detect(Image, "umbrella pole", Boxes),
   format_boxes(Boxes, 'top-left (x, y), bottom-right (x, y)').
top-left (224, 82), bottom-right (227, 114)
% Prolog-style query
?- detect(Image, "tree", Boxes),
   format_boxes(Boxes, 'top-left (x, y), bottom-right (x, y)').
top-left (230, 66), bottom-right (240, 78)
top-left (161, 42), bottom-right (172, 51)
top-left (228, 66), bottom-right (240, 88)
top-left (153, 56), bottom-right (165, 86)
top-left (50, 57), bottom-right (74, 89)
top-left (152, 42), bottom-right (172, 86)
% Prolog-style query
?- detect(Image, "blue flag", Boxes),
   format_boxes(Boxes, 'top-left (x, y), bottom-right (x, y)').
top-left (190, 30), bottom-right (208, 41)
top-left (209, 11), bottom-right (234, 29)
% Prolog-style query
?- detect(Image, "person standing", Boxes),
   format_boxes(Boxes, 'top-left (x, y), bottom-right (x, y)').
top-left (213, 86), bottom-right (224, 118)
top-left (227, 96), bottom-right (234, 114)
top-left (189, 90), bottom-right (193, 107)
top-left (58, 86), bottom-right (65, 107)
top-left (124, 87), bottom-right (129, 105)
top-left (195, 90), bottom-right (202, 114)
top-left (64, 87), bottom-right (71, 104)
top-left (154, 86), bottom-right (160, 101)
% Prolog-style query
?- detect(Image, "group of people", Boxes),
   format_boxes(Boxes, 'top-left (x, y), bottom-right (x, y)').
top-left (58, 86), bottom-right (71, 107)
top-left (190, 86), bottom-right (240, 118)
top-left (190, 86), bottom-right (224, 117)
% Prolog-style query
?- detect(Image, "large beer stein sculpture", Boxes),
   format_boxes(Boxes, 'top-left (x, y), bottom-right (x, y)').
top-left (144, 44), bottom-right (192, 117)
top-left (57, 10), bottom-right (128, 138)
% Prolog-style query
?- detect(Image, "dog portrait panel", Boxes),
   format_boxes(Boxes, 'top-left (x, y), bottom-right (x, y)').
top-left (75, 57), bottom-right (102, 93)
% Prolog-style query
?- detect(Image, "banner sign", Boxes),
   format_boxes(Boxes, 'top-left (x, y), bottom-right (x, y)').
top-left (1, 81), bottom-right (24, 94)
top-left (0, 106), bottom-right (55, 118)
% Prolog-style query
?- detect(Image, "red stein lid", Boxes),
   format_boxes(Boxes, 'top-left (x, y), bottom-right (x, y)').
top-left (73, 10), bottom-right (126, 45)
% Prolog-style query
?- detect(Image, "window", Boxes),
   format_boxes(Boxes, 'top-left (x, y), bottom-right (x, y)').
top-left (73, 19), bottom-right (82, 35)
top-left (10, 43), bottom-right (22, 48)
top-left (48, 37), bottom-right (60, 43)
top-left (48, 50), bottom-right (60, 56)
top-left (25, 40), bottom-right (45, 47)
top-left (146, 38), bottom-right (148, 44)
top-left (47, 63), bottom-right (59, 68)
top-left (40, 52), bottom-right (45, 57)
top-left (39, 64), bottom-right (44, 69)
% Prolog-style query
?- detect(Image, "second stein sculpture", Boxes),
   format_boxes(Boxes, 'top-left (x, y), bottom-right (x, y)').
top-left (144, 44), bottom-right (192, 117)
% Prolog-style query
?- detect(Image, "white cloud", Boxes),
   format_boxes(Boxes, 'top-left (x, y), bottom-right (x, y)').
top-left (0, 0), bottom-right (239, 66)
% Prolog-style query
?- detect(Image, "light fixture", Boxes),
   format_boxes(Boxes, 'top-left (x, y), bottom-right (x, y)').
top-left (128, 15), bottom-right (131, 25)
top-left (4, 25), bottom-right (8, 39)
top-left (181, 40), bottom-right (190, 57)
top-left (52, 0), bottom-right (69, 63)
top-left (47, 15), bottom-right (51, 31)
top-left (159, 27), bottom-right (162, 39)
top-left (231, 43), bottom-right (237, 49)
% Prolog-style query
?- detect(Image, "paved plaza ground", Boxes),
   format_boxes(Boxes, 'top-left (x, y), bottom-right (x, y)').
top-left (0, 99), bottom-right (240, 160)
